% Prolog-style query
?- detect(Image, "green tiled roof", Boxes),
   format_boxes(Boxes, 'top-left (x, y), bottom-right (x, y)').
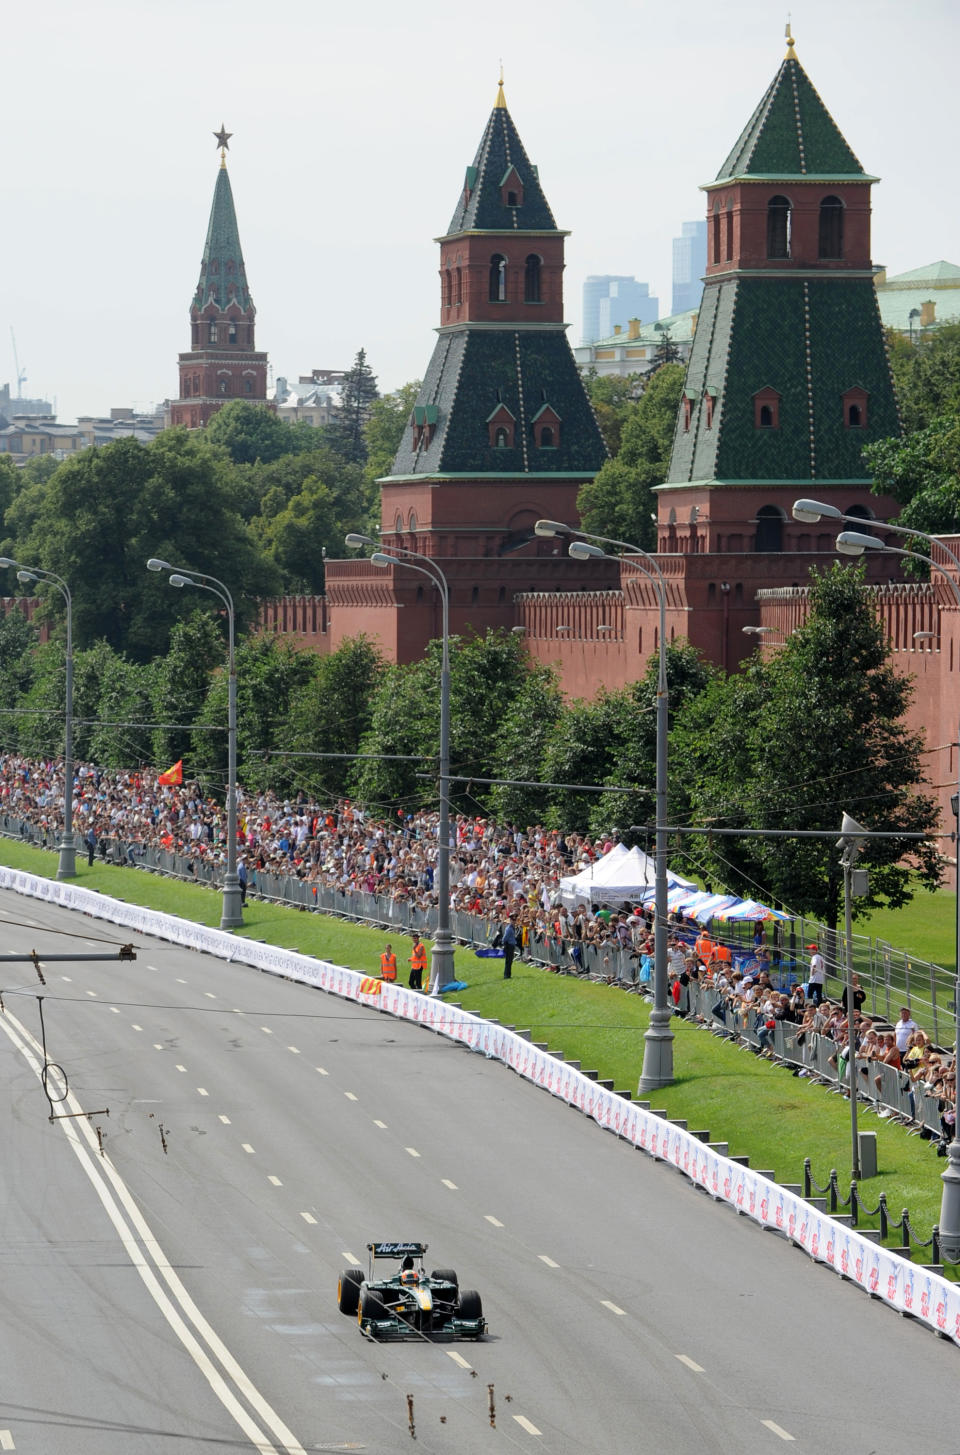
top-left (715, 56), bottom-right (866, 182)
top-left (192, 166), bottom-right (252, 314)
top-left (445, 101), bottom-right (557, 235)
top-left (668, 276), bottom-right (899, 484)
top-left (390, 330), bottom-right (606, 477)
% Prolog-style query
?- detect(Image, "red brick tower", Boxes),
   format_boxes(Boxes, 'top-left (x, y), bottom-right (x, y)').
top-left (325, 79), bottom-right (610, 662)
top-left (170, 127), bottom-right (268, 429)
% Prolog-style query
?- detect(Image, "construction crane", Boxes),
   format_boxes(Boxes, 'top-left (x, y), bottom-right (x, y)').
top-left (10, 328), bottom-right (27, 397)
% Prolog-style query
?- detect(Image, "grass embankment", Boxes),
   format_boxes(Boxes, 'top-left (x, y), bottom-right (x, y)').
top-left (4, 837), bottom-right (955, 1261)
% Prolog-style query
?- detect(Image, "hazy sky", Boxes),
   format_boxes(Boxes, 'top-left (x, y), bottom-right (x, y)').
top-left (5, 0), bottom-right (958, 424)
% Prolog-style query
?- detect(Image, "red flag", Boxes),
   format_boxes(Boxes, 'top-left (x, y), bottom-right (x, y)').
top-left (158, 759), bottom-right (183, 786)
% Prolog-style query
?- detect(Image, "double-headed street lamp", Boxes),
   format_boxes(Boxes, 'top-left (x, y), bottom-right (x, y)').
top-left (147, 558), bottom-right (243, 930)
top-left (534, 519), bottom-right (674, 1091)
top-left (0, 557), bottom-right (76, 879)
top-left (345, 534), bottom-right (455, 992)
top-left (796, 498), bottom-right (960, 1256)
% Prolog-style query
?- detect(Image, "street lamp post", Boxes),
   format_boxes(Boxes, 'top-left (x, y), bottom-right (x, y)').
top-left (146, 558), bottom-right (243, 930)
top-left (345, 534), bottom-right (455, 992)
top-left (0, 557), bottom-right (76, 878)
top-left (828, 520), bottom-right (960, 1254)
top-left (837, 811), bottom-right (869, 1182)
top-left (534, 519), bottom-right (674, 1090)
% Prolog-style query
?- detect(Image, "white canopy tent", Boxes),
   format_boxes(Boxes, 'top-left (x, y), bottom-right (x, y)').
top-left (558, 845), bottom-right (695, 909)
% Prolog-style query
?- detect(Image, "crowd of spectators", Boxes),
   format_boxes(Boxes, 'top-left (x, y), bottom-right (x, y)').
top-left (2, 751), bottom-right (954, 1139)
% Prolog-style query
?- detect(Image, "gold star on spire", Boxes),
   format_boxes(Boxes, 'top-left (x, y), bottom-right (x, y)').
top-left (213, 123), bottom-right (232, 166)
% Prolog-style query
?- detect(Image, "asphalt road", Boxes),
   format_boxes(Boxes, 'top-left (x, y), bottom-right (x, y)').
top-left (1, 885), bottom-right (959, 1455)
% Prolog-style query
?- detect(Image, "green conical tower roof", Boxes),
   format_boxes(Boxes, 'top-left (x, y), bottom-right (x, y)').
top-left (445, 81), bottom-right (558, 235)
top-left (192, 163), bottom-right (253, 313)
top-left (715, 43), bottom-right (870, 182)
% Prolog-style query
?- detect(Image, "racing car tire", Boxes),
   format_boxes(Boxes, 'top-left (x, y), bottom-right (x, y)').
top-left (338, 1267), bottom-right (364, 1315)
top-left (458, 1289), bottom-right (483, 1322)
top-left (431, 1267), bottom-right (458, 1288)
top-left (358, 1286), bottom-right (390, 1325)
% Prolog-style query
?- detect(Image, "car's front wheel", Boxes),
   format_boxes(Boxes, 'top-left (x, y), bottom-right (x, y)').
top-left (358, 1287), bottom-right (389, 1326)
top-left (459, 1289), bottom-right (483, 1325)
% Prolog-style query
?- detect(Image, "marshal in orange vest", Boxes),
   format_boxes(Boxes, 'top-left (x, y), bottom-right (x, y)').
top-left (379, 947), bottom-right (398, 981)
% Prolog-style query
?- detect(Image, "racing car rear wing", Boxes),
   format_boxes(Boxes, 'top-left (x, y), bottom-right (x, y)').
top-left (368, 1241), bottom-right (428, 1259)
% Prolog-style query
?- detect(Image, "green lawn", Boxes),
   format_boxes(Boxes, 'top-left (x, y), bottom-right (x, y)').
top-left (3, 837), bottom-right (953, 1265)
top-left (856, 887), bottom-right (957, 974)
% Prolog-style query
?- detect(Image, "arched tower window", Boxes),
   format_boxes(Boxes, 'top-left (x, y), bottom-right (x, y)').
top-left (494, 427), bottom-right (509, 447)
top-left (766, 196), bottom-right (792, 259)
top-left (755, 505), bottom-right (785, 553)
top-left (489, 254), bottom-right (507, 302)
top-left (244, 378), bottom-right (253, 395)
top-left (209, 321), bottom-right (219, 343)
top-left (443, 269), bottom-right (452, 307)
top-left (395, 513), bottom-right (404, 535)
top-left (724, 198), bottom-right (734, 262)
top-left (228, 323), bottom-right (237, 344)
top-left (455, 266), bottom-right (462, 305)
top-left (524, 254), bottom-right (542, 303)
top-left (712, 201), bottom-right (721, 264)
top-left (841, 386), bottom-right (869, 430)
top-left (408, 510), bottom-right (418, 533)
top-left (818, 196), bottom-right (844, 259)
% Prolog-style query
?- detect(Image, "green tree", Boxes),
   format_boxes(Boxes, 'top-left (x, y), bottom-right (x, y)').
top-left (888, 322), bottom-right (960, 434)
top-left (284, 636), bottom-right (386, 800)
top-left (671, 564), bottom-right (942, 926)
top-left (576, 363), bottom-right (685, 550)
top-left (866, 415), bottom-right (960, 543)
top-left (363, 381), bottom-right (421, 486)
top-left (331, 349), bottom-right (379, 465)
top-left (150, 612), bottom-right (226, 771)
top-left (204, 400), bottom-right (299, 465)
top-left (486, 662), bottom-right (564, 827)
top-left (582, 372), bottom-right (645, 456)
top-left (0, 605), bottom-right (38, 750)
top-left (6, 431), bottom-right (280, 660)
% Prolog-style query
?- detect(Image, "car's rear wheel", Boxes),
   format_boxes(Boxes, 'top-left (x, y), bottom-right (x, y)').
top-left (337, 1267), bottom-right (363, 1315)
top-left (431, 1267), bottom-right (458, 1287)
top-left (459, 1289), bottom-right (483, 1323)
top-left (358, 1287), bottom-right (389, 1326)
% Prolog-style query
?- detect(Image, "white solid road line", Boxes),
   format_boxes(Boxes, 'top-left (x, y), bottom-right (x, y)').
top-left (176, 1064), bottom-right (187, 1073)
top-left (446, 1351), bottom-right (471, 1370)
top-left (316, 1067), bottom-right (329, 1076)
top-left (287, 1046), bottom-right (300, 1054)
top-left (675, 1354), bottom-right (705, 1373)
top-left (600, 1300), bottom-right (627, 1316)
top-left (538, 1255), bottom-right (559, 1268)
top-left (485, 1215), bottom-right (504, 1227)
top-left (762, 1420), bottom-right (796, 1442)
top-left (0, 1008), bottom-right (308, 1455)
top-left (513, 1415), bottom-right (542, 1435)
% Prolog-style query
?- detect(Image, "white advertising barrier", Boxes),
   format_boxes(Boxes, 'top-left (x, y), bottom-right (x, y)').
top-left (6, 864), bottom-right (960, 1345)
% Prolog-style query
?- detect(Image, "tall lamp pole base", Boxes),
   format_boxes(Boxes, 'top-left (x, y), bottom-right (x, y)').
top-left (56, 834), bottom-right (77, 881)
top-left (638, 1006), bottom-right (675, 1092)
top-left (220, 876), bottom-right (244, 930)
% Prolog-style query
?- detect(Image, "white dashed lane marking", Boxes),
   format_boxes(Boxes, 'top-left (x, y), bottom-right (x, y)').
top-left (110, 1006), bottom-right (119, 1014)
top-left (260, 1026), bottom-right (273, 1035)
top-left (287, 1046), bottom-right (300, 1054)
top-left (86, 990), bottom-right (97, 997)
top-left (176, 978), bottom-right (187, 985)
top-left (268, 1176), bottom-right (282, 1187)
top-left (345, 1092), bottom-right (358, 1102)
top-left (676, 1354), bottom-right (704, 1373)
top-left (132, 1024), bottom-right (142, 1031)
top-left (513, 1415), bottom-right (541, 1436)
top-left (197, 1088), bottom-right (208, 1097)
top-left (406, 1147), bottom-right (421, 1158)
top-left (175, 1064), bottom-right (187, 1073)
top-left (316, 1067), bottom-right (328, 1076)
top-left (342, 1251), bottom-right (362, 1266)
top-left (242, 1143), bottom-right (255, 1155)
top-left (0, 1428), bottom-right (15, 1449)
top-left (538, 1255), bottom-right (559, 1268)
top-left (485, 1215), bottom-right (504, 1228)
top-left (61, 977), bottom-right (72, 982)
top-left (447, 1351), bottom-right (471, 1370)
top-left (301, 1212), bottom-right (317, 1225)
top-left (153, 1044), bottom-right (163, 1050)
top-left (600, 1300), bottom-right (626, 1316)
top-left (441, 1179), bottom-right (458, 1190)
top-left (762, 1421), bottom-right (795, 1442)
top-left (205, 992), bottom-right (216, 999)
top-left (219, 1115), bottom-right (231, 1124)
top-left (373, 1120), bottom-right (388, 1129)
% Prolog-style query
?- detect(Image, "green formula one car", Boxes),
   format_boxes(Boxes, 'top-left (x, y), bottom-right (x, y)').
top-left (337, 1241), bottom-right (486, 1340)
